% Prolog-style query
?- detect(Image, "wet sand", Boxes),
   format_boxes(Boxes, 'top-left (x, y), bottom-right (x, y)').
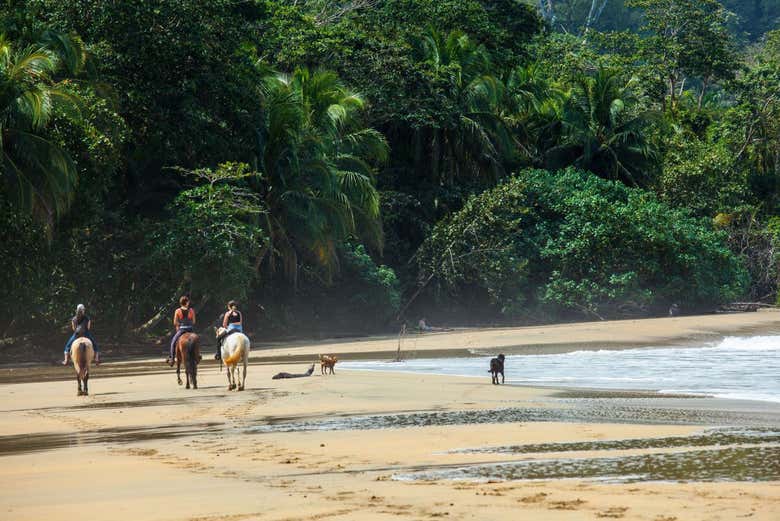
top-left (2, 314), bottom-right (780, 520)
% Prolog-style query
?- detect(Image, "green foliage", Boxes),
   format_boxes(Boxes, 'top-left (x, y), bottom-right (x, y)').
top-left (256, 67), bottom-right (387, 281)
top-left (419, 168), bottom-right (748, 318)
top-left (31, 0), bottom-right (267, 206)
top-left (657, 129), bottom-right (749, 216)
top-left (547, 67), bottom-right (658, 185)
top-left (380, 190), bottom-right (431, 271)
top-left (3, 0), bottom-right (777, 340)
top-left (626, 0), bottom-right (740, 109)
top-left (409, 27), bottom-right (514, 185)
top-left (722, 31), bottom-right (780, 207)
top-left (0, 31), bottom-right (82, 223)
top-left (540, 0), bottom-right (777, 45)
top-left (0, 198), bottom-right (58, 330)
top-left (338, 243), bottom-right (401, 323)
top-left (149, 163), bottom-right (268, 305)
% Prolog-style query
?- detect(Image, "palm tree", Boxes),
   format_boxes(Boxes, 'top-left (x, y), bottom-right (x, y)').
top-left (0, 32), bottom-right (83, 223)
top-left (255, 67), bottom-right (388, 282)
top-left (412, 28), bottom-right (513, 184)
top-left (502, 62), bottom-right (566, 166)
top-left (546, 67), bottom-right (657, 185)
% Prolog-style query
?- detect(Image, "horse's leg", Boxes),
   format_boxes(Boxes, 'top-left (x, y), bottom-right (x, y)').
top-left (177, 358), bottom-right (183, 386)
top-left (83, 370), bottom-right (89, 396)
top-left (239, 356), bottom-right (247, 391)
top-left (76, 373), bottom-right (82, 396)
top-left (185, 356), bottom-right (190, 389)
top-left (191, 365), bottom-right (197, 389)
top-left (226, 363), bottom-right (233, 390)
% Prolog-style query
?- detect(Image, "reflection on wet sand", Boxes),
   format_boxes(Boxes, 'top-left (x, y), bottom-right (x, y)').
top-left (0, 422), bottom-right (223, 455)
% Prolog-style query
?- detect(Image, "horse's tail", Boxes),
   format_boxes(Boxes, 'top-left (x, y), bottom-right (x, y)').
top-left (76, 341), bottom-right (88, 377)
top-left (186, 336), bottom-right (199, 373)
top-left (223, 337), bottom-right (247, 365)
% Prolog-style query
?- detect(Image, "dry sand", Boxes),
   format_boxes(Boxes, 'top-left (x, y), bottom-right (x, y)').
top-left (2, 313), bottom-right (780, 521)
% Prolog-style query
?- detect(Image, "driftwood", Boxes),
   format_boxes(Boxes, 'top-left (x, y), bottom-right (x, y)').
top-left (272, 364), bottom-right (315, 380)
top-left (717, 302), bottom-right (776, 313)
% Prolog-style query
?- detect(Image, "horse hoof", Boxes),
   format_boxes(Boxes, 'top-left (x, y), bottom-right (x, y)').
top-left (237, 386), bottom-right (244, 392)
top-left (193, 385), bottom-right (197, 389)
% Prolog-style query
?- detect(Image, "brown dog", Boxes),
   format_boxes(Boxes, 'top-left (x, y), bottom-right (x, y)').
top-left (320, 354), bottom-right (338, 375)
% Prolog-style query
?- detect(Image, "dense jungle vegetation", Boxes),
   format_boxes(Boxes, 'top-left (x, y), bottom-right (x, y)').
top-left (1, 0), bottom-right (779, 342)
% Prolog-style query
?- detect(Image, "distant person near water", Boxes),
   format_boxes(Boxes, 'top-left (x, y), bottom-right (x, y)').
top-left (418, 317), bottom-right (449, 332)
top-left (167, 296), bottom-right (196, 366)
top-left (215, 300), bottom-right (243, 360)
top-left (63, 304), bottom-right (100, 365)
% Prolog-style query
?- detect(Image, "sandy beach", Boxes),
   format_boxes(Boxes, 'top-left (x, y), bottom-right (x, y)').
top-left (2, 313), bottom-right (780, 520)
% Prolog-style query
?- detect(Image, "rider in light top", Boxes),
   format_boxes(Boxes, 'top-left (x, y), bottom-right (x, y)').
top-left (168, 296), bottom-right (196, 366)
top-left (63, 304), bottom-right (100, 365)
top-left (215, 300), bottom-right (242, 360)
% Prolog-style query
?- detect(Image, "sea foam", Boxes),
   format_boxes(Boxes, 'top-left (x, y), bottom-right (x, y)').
top-left (341, 335), bottom-right (780, 403)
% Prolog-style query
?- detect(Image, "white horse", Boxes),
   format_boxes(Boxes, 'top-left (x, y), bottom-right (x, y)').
top-left (71, 337), bottom-right (95, 396)
top-left (216, 327), bottom-right (250, 391)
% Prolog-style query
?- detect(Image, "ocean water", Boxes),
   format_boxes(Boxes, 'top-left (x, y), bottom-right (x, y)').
top-left (340, 335), bottom-right (780, 403)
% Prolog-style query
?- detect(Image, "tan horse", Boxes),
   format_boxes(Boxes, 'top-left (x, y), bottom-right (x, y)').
top-left (71, 338), bottom-right (95, 396)
top-left (217, 327), bottom-right (250, 391)
top-left (175, 332), bottom-right (201, 389)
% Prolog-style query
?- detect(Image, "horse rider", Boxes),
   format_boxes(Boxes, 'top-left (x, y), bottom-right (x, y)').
top-left (215, 300), bottom-right (243, 360)
top-left (63, 304), bottom-right (100, 365)
top-left (167, 296), bottom-right (196, 366)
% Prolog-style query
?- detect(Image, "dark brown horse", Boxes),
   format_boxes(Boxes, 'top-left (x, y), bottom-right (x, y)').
top-left (176, 332), bottom-right (201, 389)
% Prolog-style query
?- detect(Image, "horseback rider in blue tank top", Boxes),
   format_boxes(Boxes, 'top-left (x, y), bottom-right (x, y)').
top-left (63, 304), bottom-right (100, 365)
top-left (167, 296), bottom-right (196, 366)
top-left (215, 300), bottom-right (243, 360)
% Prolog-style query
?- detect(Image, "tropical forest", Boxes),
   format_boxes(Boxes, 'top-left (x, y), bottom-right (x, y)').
top-left (2, 0), bottom-right (779, 345)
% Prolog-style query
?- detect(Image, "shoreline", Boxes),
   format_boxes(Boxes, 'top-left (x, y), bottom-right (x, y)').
top-left (4, 310), bottom-right (780, 388)
top-left (10, 309), bottom-right (780, 362)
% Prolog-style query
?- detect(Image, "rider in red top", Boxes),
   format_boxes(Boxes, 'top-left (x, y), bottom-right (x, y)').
top-left (167, 296), bottom-right (196, 366)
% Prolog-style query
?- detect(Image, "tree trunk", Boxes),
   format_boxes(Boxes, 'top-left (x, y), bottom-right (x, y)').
top-left (697, 77), bottom-right (709, 109)
top-left (133, 281), bottom-right (187, 335)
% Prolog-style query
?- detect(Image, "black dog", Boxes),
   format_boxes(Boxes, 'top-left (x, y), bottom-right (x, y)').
top-left (489, 354), bottom-right (505, 385)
